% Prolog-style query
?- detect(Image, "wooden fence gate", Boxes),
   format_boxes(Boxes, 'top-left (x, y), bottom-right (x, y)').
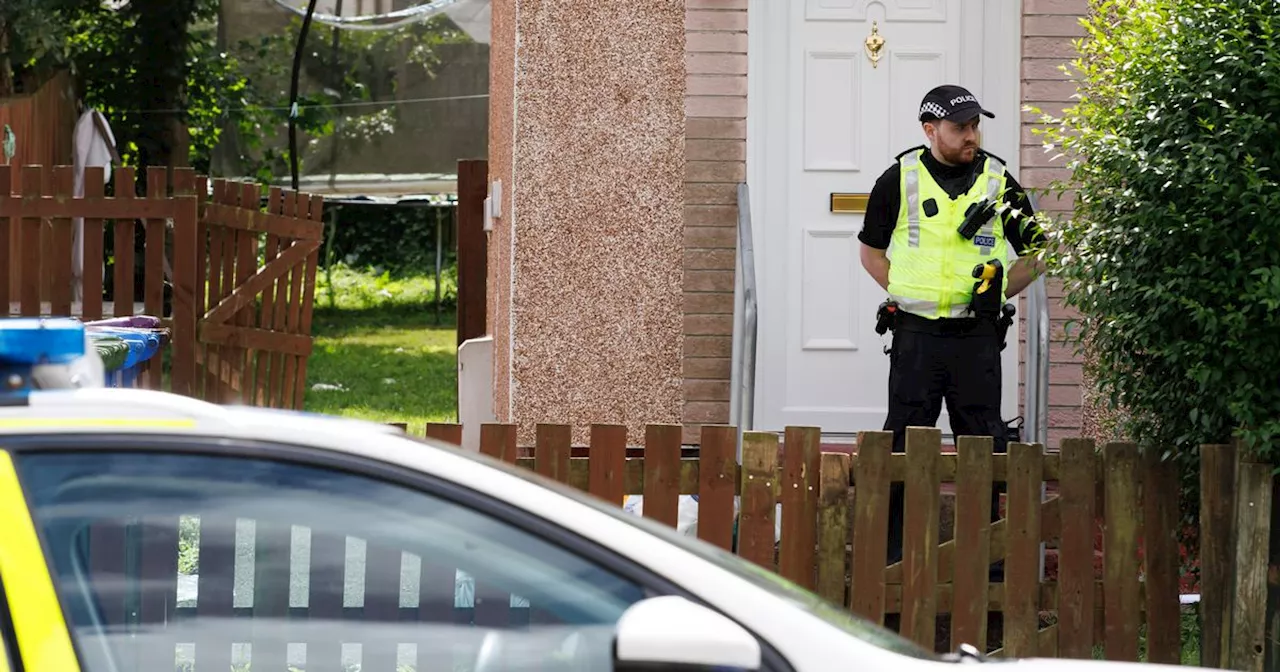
top-left (193, 179), bottom-right (323, 408)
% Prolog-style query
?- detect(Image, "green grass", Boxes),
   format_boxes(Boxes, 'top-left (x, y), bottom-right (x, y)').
top-left (302, 264), bottom-right (459, 432)
top-left (1085, 606), bottom-right (1201, 665)
top-left (317, 261), bottom-right (457, 314)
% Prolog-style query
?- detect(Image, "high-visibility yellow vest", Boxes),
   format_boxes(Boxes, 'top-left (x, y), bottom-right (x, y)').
top-left (887, 148), bottom-right (1010, 319)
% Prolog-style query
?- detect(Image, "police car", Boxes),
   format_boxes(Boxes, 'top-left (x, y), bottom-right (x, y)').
top-left (0, 319), bottom-right (1177, 672)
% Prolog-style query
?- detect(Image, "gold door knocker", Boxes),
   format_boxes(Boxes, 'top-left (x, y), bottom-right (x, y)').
top-left (864, 21), bottom-right (885, 68)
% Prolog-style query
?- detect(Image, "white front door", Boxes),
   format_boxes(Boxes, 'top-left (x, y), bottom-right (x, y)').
top-left (748, 0), bottom-right (1022, 435)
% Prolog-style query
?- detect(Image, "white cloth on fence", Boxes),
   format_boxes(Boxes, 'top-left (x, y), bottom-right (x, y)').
top-left (622, 495), bottom-right (783, 543)
top-left (72, 109), bottom-right (116, 303)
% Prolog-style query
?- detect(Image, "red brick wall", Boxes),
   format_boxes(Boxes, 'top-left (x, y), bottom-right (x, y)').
top-left (1020, 0), bottom-right (1089, 448)
top-left (683, 0), bottom-right (747, 443)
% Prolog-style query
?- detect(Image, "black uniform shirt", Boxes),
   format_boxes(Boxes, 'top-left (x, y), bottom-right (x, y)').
top-left (857, 146), bottom-right (1045, 255)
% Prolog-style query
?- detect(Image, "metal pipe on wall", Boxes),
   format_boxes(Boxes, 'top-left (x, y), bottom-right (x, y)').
top-left (1025, 277), bottom-right (1050, 447)
top-left (1023, 192), bottom-right (1050, 448)
top-left (731, 182), bottom-right (758, 460)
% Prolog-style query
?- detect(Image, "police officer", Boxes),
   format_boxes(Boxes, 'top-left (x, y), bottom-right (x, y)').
top-left (858, 84), bottom-right (1046, 572)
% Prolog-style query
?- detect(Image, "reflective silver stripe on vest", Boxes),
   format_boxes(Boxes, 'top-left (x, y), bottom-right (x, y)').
top-left (890, 296), bottom-right (974, 319)
top-left (903, 151), bottom-right (921, 247)
top-left (978, 157), bottom-right (1005, 256)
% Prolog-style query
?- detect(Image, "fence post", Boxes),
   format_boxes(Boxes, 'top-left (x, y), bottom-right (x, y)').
top-left (20, 165), bottom-right (43, 317)
top-left (739, 431), bottom-right (779, 570)
top-left (1201, 442), bottom-right (1239, 669)
top-left (456, 159), bottom-right (488, 349)
top-left (1006, 440), bottom-right (1046, 659)
top-left (587, 424), bottom-right (627, 506)
top-left (902, 426), bottom-right (942, 650)
top-left (952, 435), bottom-right (994, 653)
top-left (1102, 442), bottom-right (1142, 662)
top-left (779, 426), bottom-right (821, 591)
top-left (849, 430), bottom-right (891, 626)
top-left (1266, 475), bottom-right (1280, 672)
top-left (816, 452), bottom-right (851, 607)
top-left (425, 422), bottom-right (463, 445)
top-left (0, 165), bottom-right (11, 312)
top-left (535, 423), bottom-right (571, 485)
top-left (1142, 449), bottom-right (1184, 665)
top-left (698, 425), bottom-right (738, 552)
top-left (642, 424), bottom-right (682, 528)
top-left (169, 169), bottom-right (198, 398)
top-left (1230, 451), bottom-right (1272, 672)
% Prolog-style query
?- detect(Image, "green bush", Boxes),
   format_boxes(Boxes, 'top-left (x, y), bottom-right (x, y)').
top-left (1038, 0), bottom-right (1280, 470)
top-left (325, 201), bottom-right (458, 276)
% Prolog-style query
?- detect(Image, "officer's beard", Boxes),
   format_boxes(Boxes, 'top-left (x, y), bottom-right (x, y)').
top-left (931, 141), bottom-right (977, 166)
top-left (937, 143), bottom-right (978, 166)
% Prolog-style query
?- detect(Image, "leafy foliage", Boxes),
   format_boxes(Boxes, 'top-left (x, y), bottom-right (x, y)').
top-left (1036, 1), bottom-right (1280, 467)
top-left (324, 201), bottom-right (458, 276)
top-left (57, 0), bottom-right (253, 174)
top-left (227, 14), bottom-right (470, 181)
top-left (0, 0), bottom-right (100, 93)
top-left (7, 1), bottom-right (468, 180)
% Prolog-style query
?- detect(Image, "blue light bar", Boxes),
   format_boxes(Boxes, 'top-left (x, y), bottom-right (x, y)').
top-left (0, 318), bottom-right (85, 364)
top-left (0, 318), bottom-right (88, 401)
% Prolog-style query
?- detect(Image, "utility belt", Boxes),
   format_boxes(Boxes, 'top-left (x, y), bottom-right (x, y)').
top-left (876, 302), bottom-right (1014, 342)
top-left (891, 310), bottom-right (1001, 336)
top-left (875, 299), bottom-right (1013, 350)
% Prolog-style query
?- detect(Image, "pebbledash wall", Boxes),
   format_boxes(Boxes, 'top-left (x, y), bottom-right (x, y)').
top-left (487, 0), bottom-right (688, 445)
top-left (487, 0), bottom-right (1092, 448)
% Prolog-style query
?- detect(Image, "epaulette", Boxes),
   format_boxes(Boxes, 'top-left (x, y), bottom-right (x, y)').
top-left (893, 144), bottom-right (928, 160)
top-left (978, 148), bottom-right (1009, 166)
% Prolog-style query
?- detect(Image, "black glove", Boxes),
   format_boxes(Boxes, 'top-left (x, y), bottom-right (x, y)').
top-left (969, 259), bottom-right (1004, 320)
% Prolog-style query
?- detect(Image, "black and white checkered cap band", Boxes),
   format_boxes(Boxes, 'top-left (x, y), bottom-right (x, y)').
top-left (919, 101), bottom-right (948, 119)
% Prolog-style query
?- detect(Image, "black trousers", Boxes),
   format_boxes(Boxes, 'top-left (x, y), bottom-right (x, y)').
top-left (881, 314), bottom-right (1008, 571)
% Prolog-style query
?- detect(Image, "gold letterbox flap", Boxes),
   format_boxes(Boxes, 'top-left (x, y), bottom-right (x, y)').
top-left (830, 193), bottom-right (869, 214)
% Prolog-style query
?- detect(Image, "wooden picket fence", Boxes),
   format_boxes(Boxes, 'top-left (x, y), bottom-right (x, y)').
top-left (0, 163), bottom-right (323, 407)
top-left (408, 421), bottom-right (1200, 663)
top-left (66, 420), bottom-right (1238, 671)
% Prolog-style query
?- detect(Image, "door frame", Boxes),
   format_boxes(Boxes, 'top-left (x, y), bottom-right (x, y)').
top-left (742, 0), bottom-right (1025, 437)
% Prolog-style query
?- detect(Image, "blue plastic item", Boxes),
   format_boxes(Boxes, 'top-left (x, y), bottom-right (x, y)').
top-left (87, 327), bottom-right (163, 388)
top-left (0, 318), bottom-right (87, 400)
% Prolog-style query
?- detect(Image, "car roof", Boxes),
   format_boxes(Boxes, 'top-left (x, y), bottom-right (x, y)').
top-left (2, 387), bottom-right (600, 516)
top-left (5, 387), bottom-right (411, 444)
top-left (1, 387), bottom-right (573, 521)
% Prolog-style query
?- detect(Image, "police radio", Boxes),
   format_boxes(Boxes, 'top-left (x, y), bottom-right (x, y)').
top-left (957, 198), bottom-right (998, 240)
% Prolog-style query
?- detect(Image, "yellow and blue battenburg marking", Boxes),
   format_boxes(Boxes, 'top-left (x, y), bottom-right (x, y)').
top-left (0, 452), bottom-right (80, 670)
top-left (0, 318), bottom-right (104, 669)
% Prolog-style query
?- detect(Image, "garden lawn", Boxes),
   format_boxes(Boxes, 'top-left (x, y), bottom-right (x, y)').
top-left (303, 265), bottom-right (458, 433)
